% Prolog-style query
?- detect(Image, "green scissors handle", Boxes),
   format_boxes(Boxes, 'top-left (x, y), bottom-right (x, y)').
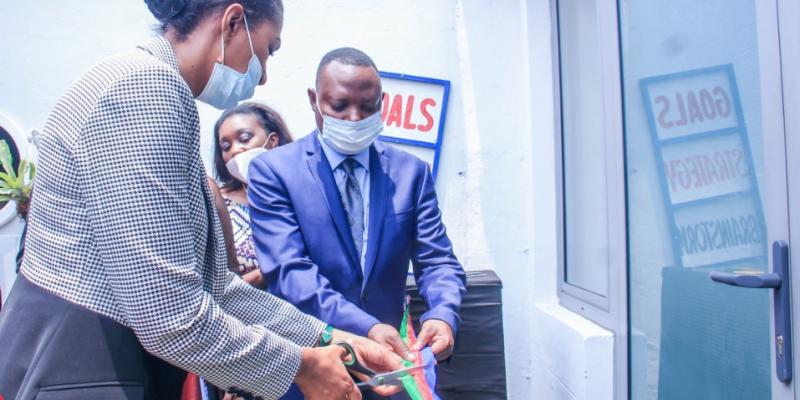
top-left (334, 341), bottom-right (378, 384)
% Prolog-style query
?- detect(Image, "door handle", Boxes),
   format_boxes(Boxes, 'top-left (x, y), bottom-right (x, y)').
top-left (709, 271), bottom-right (781, 288)
top-left (709, 241), bottom-right (792, 383)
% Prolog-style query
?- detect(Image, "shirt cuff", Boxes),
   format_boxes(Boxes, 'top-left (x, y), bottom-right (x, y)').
top-left (420, 307), bottom-right (461, 334)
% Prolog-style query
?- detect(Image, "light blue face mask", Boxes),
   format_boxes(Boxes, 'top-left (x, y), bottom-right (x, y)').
top-left (317, 98), bottom-right (384, 155)
top-left (197, 14), bottom-right (263, 110)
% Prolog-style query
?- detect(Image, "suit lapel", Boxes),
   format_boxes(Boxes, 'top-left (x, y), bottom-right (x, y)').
top-left (305, 135), bottom-right (361, 271)
top-left (362, 144), bottom-right (389, 290)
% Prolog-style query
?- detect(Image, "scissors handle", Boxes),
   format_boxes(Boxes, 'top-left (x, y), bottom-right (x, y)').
top-left (356, 382), bottom-right (372, 390)
top-left (334, 341), bottom-right (377, 377)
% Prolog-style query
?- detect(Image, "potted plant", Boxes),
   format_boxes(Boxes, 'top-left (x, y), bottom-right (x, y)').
top-left (0, 139), bottom-right (35, 220)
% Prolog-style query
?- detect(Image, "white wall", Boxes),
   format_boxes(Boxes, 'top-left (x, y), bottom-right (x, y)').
top-left (523, 1), bottom-right (616, 399)
top-left (0, 1), bottom-right (615, 399)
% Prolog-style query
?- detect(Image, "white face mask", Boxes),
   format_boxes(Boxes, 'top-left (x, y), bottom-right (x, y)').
top-left (197, 14), bottom-right (263, 110)
top-left (225, 134), bottom-right (275, 184)
top-left (317, 99), bottom-right (383, 155)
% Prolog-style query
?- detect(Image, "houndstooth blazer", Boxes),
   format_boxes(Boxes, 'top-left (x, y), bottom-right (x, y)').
top-left (20, 36), bottom-right (325, 399)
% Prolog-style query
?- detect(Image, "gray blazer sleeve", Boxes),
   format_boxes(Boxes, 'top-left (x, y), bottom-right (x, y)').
top-left (79, 67), bottom-right (323, 399)
top-left (219, 271), bottom-right (326, 345)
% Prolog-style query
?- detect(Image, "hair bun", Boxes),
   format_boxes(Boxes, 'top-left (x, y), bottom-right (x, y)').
top-left (145, 0), bottom-right (187, 21)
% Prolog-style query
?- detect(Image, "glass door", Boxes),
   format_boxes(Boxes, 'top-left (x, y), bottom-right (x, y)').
top-left (620, 0), bottom-right (793, 399)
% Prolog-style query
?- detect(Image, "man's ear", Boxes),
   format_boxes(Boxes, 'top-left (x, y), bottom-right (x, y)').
top-left (307, 88), bottom-right (318, 111)
top-left (380, 91), bottom-right (388, 108)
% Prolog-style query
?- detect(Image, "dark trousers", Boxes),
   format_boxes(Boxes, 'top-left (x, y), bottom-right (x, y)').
top-left (0, 275), bottom-right (186, 400)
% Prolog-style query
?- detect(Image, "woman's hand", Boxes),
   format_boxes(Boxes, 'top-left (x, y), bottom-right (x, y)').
top-left (294, 345), bottom-right (362, 400)
top-left (241, 268), bottom-right (266, 288)
top-left (331, 329), bottom-right (407, 397)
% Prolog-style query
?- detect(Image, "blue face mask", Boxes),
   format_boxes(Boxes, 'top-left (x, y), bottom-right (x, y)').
top-left (318, 105), bottom-right (383, 155)
top-left (197, 15), bottom-right (263, 110)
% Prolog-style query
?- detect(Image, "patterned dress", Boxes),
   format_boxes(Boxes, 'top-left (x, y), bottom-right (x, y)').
top-left (224, 198), bottom-right (259, 275)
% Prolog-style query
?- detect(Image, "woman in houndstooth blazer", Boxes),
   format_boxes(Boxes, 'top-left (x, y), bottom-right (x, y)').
top-left (0, 1), bottom-right (402, 399)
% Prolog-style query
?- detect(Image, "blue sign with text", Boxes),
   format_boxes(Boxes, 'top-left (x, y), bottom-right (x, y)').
top-left (640, 64), bottom-right (766, 268)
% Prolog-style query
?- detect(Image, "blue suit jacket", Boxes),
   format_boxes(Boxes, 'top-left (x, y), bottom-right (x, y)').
top-left (248, 132), bottom-right (466, 337)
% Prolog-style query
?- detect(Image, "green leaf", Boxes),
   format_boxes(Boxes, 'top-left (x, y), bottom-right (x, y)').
top-left (15, 160), bottom-right (27, 187)
top-left (26, 162), bottom-right (36, 183)
top-left (0, 195), bottom-right (11, 202)
top-left (0, 171), bottom-right (15, 187)
top-left (0, 140), bottom-right (16, 180)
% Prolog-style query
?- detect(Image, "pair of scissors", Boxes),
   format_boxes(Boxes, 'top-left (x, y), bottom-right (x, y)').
top-left (334, 341), bottom-right (427, 390)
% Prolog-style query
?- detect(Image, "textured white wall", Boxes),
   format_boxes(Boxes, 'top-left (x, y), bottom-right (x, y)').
top-left (523, 1), bottom-right (615, 399)
top-left (0, 1), bottom-right (615, 399)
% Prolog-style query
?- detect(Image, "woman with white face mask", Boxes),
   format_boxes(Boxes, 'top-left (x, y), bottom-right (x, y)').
top-left (212, 102), bottom-right (291, 285)
top-left (0, 1), bottom-right (403, 399)
top-left (188, 103), bottom-right (293, 400)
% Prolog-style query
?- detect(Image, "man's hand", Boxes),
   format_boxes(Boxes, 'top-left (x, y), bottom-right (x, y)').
top-left (294, 346), bottom-right (361, 400)
top-left (413, 319), bottom-right (454, 360)
top-left (367, 323), bottom-right (416, 362)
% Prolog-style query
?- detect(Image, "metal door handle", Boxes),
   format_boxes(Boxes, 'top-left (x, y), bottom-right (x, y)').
top-left (709, 241), bottom-right (792, 383)
top-left (710, 271), bottom-right (781, 288)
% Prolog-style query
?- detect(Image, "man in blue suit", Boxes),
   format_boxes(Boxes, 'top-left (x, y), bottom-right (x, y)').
top-left (248, 48), bottom-right (466, 385)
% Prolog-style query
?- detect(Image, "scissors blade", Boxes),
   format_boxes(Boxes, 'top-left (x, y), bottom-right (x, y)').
top-left (366, 364), bottom-right (427, 386)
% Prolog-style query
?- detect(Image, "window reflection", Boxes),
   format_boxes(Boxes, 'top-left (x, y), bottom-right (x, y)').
top-left (621, 0), bottom-right (770, 398)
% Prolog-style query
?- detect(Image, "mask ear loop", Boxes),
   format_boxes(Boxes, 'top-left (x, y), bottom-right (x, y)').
top-left (219, 31), bottom-right (226, 65)
top-left (242, 13), bottom-right (263, 84)
top-left (242, 13), bottom-right (255, 57)
top-left (220, 13), bottom-right (254, 66)
top-left (315, 93), bottom-right (326, 118)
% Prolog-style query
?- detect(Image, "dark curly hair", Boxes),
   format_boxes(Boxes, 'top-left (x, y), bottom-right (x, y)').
top-left (144, 0), bottom-right (283, 41)
top-left (213, 102), bottom-right (293, 191)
